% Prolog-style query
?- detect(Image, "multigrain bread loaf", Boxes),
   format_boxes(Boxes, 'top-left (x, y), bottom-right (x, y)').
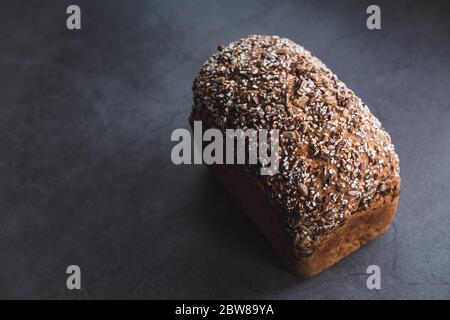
top-left (190, 35), bottom-right (400, 277)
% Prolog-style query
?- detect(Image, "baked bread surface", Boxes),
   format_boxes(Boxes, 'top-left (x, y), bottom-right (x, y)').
top-left (190, 35), bottom-right (400, 276)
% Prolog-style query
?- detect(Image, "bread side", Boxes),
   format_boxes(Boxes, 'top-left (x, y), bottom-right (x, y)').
top-left (190, 35), bottom-right (400, 275)
top-left (210, 163), bottom-right (399, 277)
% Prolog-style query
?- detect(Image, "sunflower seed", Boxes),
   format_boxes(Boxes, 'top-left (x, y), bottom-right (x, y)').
top-left (298, 183), bottom-right (308, 196)
top-left (347, 190), bottom-right (361, 197)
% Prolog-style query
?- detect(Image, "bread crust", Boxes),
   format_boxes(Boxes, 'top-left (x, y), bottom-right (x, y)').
top-left (210, 163), bottom-right (400, 277)
top-left (190, 35), bottom-right (401, 276)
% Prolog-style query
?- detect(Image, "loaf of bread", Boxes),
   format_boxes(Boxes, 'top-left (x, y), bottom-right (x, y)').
top-left (190, 35), bottom-right (400, 277)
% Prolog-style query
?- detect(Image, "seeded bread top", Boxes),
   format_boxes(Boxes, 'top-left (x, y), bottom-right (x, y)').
top-left (191, 35), bottom-right (400, 256)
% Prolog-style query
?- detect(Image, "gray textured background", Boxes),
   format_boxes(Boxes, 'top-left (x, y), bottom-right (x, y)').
top-left (0, 0), bottom-right (449, 299)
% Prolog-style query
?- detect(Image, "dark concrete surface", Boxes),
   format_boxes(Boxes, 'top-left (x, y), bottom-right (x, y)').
top-left (0, 0), bottom-right (449, 299)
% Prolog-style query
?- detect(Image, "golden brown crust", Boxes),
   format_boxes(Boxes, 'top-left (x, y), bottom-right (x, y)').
top-left (210, 163), bottom-right (400, 277)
